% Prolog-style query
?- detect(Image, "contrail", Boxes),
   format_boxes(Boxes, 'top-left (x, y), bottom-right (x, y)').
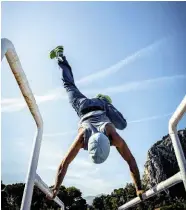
top-left (76, 37), bottom-right (166, 86)
top-left (46, 37), bottom-right (166, 94)
top-left (128, 113), bottom-right (172, 124)
top-left (82, 74), bottom-right (186, 96)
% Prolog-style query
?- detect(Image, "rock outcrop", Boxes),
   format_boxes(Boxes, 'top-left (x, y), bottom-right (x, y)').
top-left (144, 129), bottom-right (186, 197)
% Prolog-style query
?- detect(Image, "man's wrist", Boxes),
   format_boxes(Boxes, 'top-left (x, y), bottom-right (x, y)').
top-left (53, 185), bottom-right (59, 192)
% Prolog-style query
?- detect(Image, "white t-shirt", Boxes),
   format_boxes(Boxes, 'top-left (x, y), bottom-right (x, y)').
top-left (79, 110), bottom-right (114, 150)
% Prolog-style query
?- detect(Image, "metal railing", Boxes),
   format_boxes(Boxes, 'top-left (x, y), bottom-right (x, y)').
top-left (119, 95), bottom-right (186, 210)
top-left (1, 38), bottom-right (65, 210)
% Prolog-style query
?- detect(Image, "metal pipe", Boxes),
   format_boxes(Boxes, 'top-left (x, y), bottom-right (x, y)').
top-left (35, 174), bottom-right (65, 210)
top-left (1, 38), bottom-right (44, 210)
top-left (1, 38), bottom-right (43, 126)
top-left (169, 95), bottom-right (186, 190)
top-left (118, 172), bottom-right (182, 210)
top-left (1, 38), bottom-right (14, 61)
top-left (21, 129), bottom-right (43, 210)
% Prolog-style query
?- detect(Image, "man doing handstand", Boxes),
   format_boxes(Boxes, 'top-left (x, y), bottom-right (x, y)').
top-left (48, 46), bottom-right (143, 199)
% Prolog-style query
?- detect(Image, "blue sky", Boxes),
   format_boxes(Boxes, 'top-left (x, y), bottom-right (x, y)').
top-left (1, 2), bottom-right (186, 197)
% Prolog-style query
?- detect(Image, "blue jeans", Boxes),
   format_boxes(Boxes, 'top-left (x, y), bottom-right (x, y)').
top-left (58, 57), bottom-right (127, 130)
top-left (58, 57), bottom-right (105, 118)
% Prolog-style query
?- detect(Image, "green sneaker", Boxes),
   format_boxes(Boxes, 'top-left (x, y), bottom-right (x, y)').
top-left (95, 94), bottom-right (112, 104)
top-left (49, 46), bottom-right (64, 59)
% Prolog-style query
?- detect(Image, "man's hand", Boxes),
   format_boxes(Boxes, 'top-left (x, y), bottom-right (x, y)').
top-left (46, 188), bottom-right (58, 200)
top-left (136, 189), bottom-right (144, 200)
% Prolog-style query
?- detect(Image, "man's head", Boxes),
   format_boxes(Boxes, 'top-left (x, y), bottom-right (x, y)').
top-left (88, 132), bottom-right (110, 164)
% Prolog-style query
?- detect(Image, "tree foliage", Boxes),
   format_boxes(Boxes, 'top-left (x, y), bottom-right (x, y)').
top-left (1, 182), bottom-right (87, 210)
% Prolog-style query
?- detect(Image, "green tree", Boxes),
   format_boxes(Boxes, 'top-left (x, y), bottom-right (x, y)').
top-left (65, 186), bottom-right (87, 210)
top-left (92, 195), bottom-right (107, 210)
top-left (1, 182), bottom-right (87, 210)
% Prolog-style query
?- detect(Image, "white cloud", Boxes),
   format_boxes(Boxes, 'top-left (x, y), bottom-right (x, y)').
top-left (43, 131), bottom-right (76, 138)
top-left (65, 176), bottom-right (114, 196)
top-left (1, 102), bottom-right (26, 112)
top-left (63, 158), bottom-right (114, 195)
top-left (1, 93), bottom-right (68, 113)
top-left (1, 98), bottom-right (22, 105)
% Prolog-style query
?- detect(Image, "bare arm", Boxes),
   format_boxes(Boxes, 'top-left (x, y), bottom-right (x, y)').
top-left (48, 128), bottom-right (84, 199)
top-left (106, 125), bottom-right (142, 193)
